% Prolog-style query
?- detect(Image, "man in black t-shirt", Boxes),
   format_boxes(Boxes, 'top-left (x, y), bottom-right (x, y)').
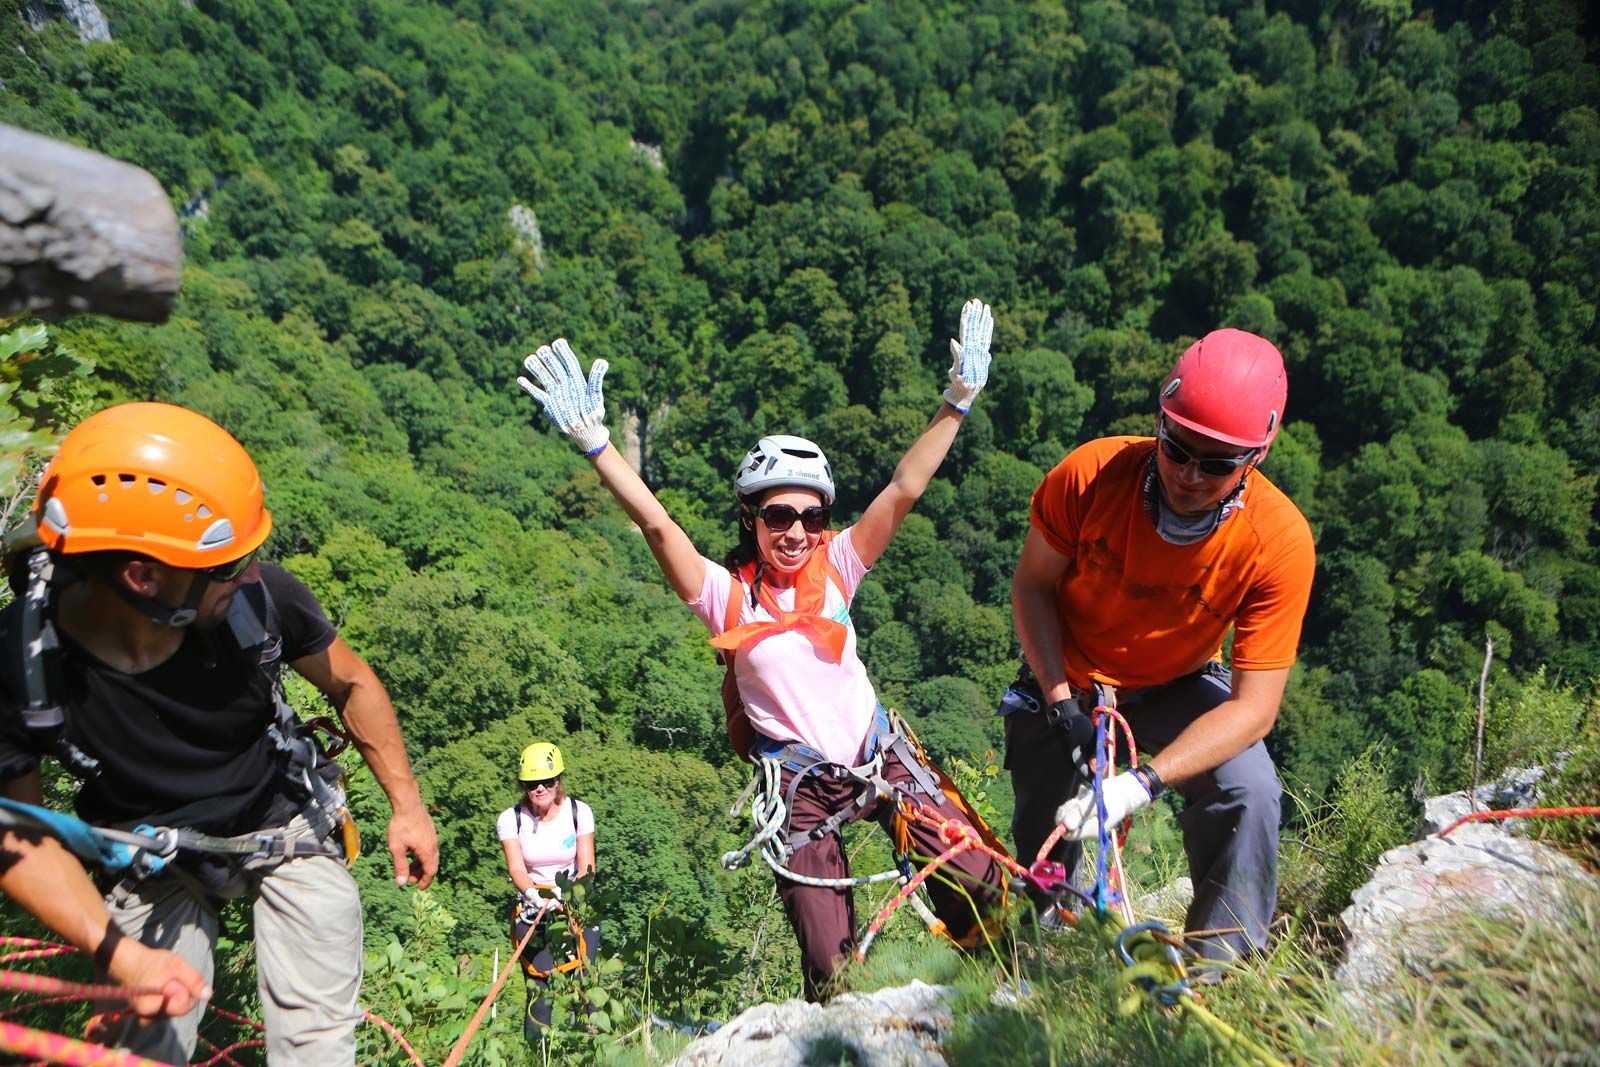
top-left (0, 403), bottom-right (438, 1066)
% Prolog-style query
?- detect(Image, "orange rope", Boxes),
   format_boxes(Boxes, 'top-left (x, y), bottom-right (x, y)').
top-left (1437, 806), bottom-right (1600, 837)
top-left (441, 903), bottom-right (546, 1067)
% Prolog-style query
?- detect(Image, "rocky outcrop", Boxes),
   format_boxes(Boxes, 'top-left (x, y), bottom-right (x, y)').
top-left (22, 0), bottom-right (111, 43)
top-left (1416, 766), bottom-right (1545, 836)
top-left (631, 139), bottom-right (665, 171)
top-left (1338, 768), bottom-right (1591, 1007)
top-left (671, 981), bottom-right (956, 1067)
top-left (507, 204), bottom-right (545, 272)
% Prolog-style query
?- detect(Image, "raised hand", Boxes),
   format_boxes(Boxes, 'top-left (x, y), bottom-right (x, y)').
top-left (942, 298), bottom-right (994, 414)
top-left (517, 338), bottom-right (611, 455)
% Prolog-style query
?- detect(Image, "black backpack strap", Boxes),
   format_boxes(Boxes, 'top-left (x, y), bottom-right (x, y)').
top-left (13, 547), bottom-right (66, 732)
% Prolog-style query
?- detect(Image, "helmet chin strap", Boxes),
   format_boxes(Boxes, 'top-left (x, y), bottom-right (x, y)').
top-left (108, 571), bottom-right (212, 628)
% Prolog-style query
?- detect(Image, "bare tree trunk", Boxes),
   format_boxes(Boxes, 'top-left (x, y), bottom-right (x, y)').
top-left (0, 124), bottom-right (181, 322)
top-left (1471, 636), bottom-right (1494, 811)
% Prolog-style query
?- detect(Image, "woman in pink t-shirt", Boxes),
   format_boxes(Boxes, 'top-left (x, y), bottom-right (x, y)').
top-left (497, 742), bottom-right (597, 1044)
top-left (516, 301), bottom-right (1008, 999)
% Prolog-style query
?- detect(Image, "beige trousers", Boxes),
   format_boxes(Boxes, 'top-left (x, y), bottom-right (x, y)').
top-left (101, 813), bottom-right (364, 1066)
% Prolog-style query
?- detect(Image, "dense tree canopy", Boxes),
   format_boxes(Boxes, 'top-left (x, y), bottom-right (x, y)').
top-left (2, 0), bottom-right (1596, 1025)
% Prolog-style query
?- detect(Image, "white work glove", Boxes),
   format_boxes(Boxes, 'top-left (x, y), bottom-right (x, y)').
top-left (1054, 771), bottom-right (1154, 842)
top-left (942, 298), bottom-right (994, 413)
top-left (517, 338), bottom-right (611, 455)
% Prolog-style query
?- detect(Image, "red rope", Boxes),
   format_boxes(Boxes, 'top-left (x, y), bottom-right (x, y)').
top-left (363, 1009), bottom-right (426, 1067)
top-left (191, 1038), bottom-right (265, 1067)
top-left (201, 1006), bottom-right (263, 1033)
top-left (1437, 806), bottom-right (1600, 837)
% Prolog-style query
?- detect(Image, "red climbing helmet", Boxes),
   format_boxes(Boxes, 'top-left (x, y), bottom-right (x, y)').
top-left (1158, 329), bottom-right (1287, 450)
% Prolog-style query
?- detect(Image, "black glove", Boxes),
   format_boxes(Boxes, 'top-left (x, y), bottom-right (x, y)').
top-left (1044, 699), bottom-right (1095, 780)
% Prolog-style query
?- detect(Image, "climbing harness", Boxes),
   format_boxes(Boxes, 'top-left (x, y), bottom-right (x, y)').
top-left (0, 796), bottom-right (346, 879)
top-left (723, 705), bottom-right (1020, 957)
top-left (510, 886), bottom-right (590, 981)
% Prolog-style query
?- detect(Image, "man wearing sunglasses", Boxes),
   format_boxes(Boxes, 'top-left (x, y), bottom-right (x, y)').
top-left (0, 402), bottom-right (438, 1065)
top-left (1005, 329), bottom-right (1315, 963)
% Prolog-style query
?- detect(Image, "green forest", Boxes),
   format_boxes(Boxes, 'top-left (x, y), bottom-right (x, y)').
top-left (2, 0), bottom-right (1598, 1062)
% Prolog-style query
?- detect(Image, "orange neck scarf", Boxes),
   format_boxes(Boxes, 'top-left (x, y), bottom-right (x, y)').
top-left (708, 532), bottom-right (848, 664)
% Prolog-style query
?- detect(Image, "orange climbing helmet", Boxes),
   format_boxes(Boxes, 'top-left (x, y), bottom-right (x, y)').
top-left (34, 402), bottom-right (272, 568)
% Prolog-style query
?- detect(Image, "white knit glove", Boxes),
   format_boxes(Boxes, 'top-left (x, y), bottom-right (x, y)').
top-left (517, 338), bottom-right (611, 455)
top-left (942, 298), bottom-right (994, 413)
top-left (1054, 772), bottom-right (1154, 841)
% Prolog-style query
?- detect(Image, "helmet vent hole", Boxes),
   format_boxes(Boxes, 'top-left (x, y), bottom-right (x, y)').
top-left (90, 474), bottom-right (106, 487)
top-left (118, 474), bottom-right (136, 488)
top-left (174, 489), bottom-right (192, 505)
top-left (147, 478), bottom-right (165, 494)
top-left (196, 504), bottom-right (211, 518)
top-left (1162, 378), bottom-right (1181, 399)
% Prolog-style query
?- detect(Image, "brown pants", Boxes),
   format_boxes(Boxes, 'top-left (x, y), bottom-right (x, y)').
top-left (775, 747), bottom-right (1007, 1000)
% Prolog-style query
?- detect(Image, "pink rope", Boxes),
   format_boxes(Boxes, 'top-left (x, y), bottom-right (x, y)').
top-left (0, 994), bottom-right (83, 1022)
top-left (0, 948), bottom-right (79, 966)
top-left (0, 970), bottom-right (158, 1002)
top-left (854, 800), bottom-right (1030, 959)
top-left (0, 1019), bottom-right (172, 1066)
top-left (1030, 700), bottom-right (1143, 900)
top-left (0, 938), bottom-right (75, 952)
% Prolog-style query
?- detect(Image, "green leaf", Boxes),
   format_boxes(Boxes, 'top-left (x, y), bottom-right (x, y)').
top-left (0, 324), bottom-right (47, 361)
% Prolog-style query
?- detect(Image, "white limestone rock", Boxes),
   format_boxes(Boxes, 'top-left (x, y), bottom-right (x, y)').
top-left (671, 980), bottom-right (957, 1067)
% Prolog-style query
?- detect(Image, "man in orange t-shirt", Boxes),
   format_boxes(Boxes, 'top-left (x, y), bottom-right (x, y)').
top-left (1006, 329), bottom-right (1314, 960)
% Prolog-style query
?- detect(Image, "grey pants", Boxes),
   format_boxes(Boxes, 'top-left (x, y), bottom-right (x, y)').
top-left (1006, 662), bottom-right (1281, 959)
top-left (100, 814), bottom-right (364, 1066)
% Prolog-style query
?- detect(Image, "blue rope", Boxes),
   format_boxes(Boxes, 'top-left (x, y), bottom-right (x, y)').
top-left (1092, 707), bottom-right (1111, 914)
top-left (0, 796), bottom-right (157, 873)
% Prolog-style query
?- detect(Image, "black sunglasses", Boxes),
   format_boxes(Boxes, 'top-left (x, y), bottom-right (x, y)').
top-left (203, 549), bottom-right (258, 582)
top-left (1157, 422), bottom-right (1258, 477)
top-left (520, 776), bottom-right (561, 791)
top-left (755, 503), bottom-right (831, 534)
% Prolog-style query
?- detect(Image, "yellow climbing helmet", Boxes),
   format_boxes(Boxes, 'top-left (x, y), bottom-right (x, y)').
top-left (518, 742), bottom-right (564, 782)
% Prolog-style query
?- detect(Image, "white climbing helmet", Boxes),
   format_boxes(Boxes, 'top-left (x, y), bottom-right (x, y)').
top-left (733, 435), bottom-right (835, 505)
